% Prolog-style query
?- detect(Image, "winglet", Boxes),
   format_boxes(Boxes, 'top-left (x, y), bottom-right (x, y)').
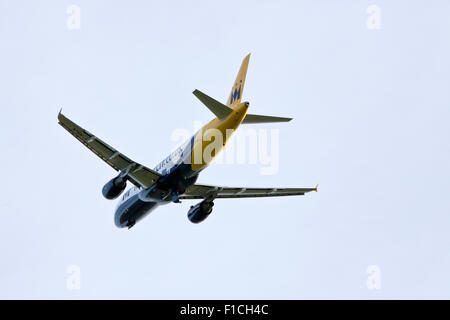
top-left (58, 108), bottom-right (63, 121)
top-left (315, 184), bottom-right (319, 192)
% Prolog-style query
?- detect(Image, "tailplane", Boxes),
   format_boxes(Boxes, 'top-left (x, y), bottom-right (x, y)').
top-left (193, 89), bottom-right (232, 119)
top-left (242, 114), bottom-right (292, 123)
top-left (193, 54), bottom-right (294, 123)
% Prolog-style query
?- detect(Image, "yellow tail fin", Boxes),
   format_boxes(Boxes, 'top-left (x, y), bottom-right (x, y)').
top-left (226, 54), bottom-right (250, 108)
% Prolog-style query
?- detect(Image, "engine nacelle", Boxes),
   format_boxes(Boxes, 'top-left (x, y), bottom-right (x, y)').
top-left (187, 199), bottom-right (214, 223)
top-left (102, 176), bottom-right (127, 200)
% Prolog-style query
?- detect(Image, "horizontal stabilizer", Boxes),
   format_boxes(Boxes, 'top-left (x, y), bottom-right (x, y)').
top-left (193, 89), bottom-right (233, 119)
top-left (242, 114), bottom-right (293, 124)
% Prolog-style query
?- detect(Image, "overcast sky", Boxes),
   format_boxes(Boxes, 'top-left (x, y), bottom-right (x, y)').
top-left (1, 0), bottom-right (450, 299)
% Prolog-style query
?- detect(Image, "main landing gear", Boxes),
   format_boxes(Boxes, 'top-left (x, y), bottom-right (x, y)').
top-left (171, 192), bottom-right (181, 203)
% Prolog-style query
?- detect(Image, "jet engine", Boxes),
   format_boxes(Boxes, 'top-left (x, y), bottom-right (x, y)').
top-left (187, 199), bottom-right (214, 223)
top-left (102, 175), bottom-right (127, 200)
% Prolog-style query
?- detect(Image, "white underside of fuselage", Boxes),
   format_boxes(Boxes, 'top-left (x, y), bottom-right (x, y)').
top-left (114, 137), bottom-right (194, 228)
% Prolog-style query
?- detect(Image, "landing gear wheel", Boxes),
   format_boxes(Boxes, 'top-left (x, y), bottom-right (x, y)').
top-left (171, 192), bottom-right (181, 203)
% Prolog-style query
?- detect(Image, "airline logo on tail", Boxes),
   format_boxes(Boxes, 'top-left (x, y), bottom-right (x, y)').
top-left (230, 81), bottom-right (242, 104)
top-left (227, 54), bottom-right (250, 107)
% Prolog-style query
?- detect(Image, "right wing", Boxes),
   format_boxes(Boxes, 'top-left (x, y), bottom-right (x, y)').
top-left (180, 184), bottom-right (317, 200)
top-left (58, 111), bottom-right (161, 189)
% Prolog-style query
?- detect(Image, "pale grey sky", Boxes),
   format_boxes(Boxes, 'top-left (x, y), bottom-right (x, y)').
top-left (1, 0), bottom-right (450, 299)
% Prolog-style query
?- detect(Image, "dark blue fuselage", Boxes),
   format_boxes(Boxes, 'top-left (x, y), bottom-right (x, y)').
top-left (114, 161), bottom-right (199, 228)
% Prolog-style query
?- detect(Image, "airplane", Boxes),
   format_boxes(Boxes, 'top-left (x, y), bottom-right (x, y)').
top-left (58, 54), bottom-right (317, 229)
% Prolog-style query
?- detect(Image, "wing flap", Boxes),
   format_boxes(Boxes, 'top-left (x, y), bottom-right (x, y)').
top-left (180, 184), bottom-right (317, 200)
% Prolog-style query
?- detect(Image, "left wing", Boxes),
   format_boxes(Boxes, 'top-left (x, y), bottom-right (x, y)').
top-left (58, 111), bottom-right (161, 189)
top-left (180, 184), bottom-right (317, 200)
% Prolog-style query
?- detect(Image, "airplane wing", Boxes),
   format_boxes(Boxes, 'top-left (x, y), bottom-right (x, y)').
top-left (180, 184), bottom-right (317, 200)
top-left (58, 111), bottom-right (161, 189)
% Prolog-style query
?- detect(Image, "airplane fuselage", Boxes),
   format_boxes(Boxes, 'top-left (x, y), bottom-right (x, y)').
top-left (114, 102), bottom-right (249, 228)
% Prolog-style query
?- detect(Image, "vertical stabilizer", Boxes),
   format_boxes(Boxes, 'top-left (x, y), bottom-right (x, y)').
top-left (226, 54), bottom-right (250, 108)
